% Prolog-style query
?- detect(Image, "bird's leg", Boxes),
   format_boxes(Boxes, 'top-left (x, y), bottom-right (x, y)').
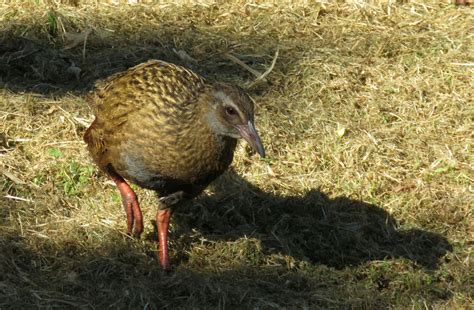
top-left (156, 208), bottom-right (172, 269)
top-left (107, 168), bottom-right (143, 238)
top-left (156, 191), bottom-right (185, 269)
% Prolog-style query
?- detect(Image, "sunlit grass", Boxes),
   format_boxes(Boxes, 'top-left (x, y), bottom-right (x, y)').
top-left (1, 0), bottom-right (472, 308)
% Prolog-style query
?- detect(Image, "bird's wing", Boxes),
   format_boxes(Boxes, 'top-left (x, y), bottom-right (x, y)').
top-left (88, 60), bottom-right (207, 123)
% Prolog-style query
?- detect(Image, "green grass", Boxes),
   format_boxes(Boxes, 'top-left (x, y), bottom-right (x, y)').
top-left (1, 0), bottom-right (473, 308)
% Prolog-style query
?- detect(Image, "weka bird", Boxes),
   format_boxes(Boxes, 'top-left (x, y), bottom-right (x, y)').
top-left (84, 59), bottom-right (265, 269)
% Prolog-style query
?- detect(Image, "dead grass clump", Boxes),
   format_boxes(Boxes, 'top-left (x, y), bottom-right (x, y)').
top-left (1, 0), bottom-right (473, 308)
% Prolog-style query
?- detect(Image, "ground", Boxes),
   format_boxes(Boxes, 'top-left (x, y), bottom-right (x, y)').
top-left (0, 0), bottom-right (472, 309)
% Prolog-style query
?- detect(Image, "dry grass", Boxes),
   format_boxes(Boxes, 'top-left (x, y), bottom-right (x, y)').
top-left (1, 0), bottom-right (473, 308)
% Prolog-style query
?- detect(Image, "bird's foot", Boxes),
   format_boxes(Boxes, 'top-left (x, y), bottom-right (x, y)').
top-left (111, 173), bottom-right (144, 238)
top-left (156, 208), bottom-right (172, 269)
top-left (122, 191), bottom-right (143, 238)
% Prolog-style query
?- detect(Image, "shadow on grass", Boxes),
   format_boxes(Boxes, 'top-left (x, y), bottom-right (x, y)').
top-left (173, 170), bottom-right (452, 270)
top-left (1, 36), bottom-right (166, 94)
top-left (0, 30), bottom-right (280, 96)
top-left (0, 169), bottom-right (452, 308)
top-left (0, 230), bottom-right (383, 309)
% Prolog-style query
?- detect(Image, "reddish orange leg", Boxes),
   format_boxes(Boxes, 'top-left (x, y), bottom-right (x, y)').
top-left (110, 174), bottom-right (144, 238)
top-left (156, 208), bottom-right (172, 269)
top-left (155, 191), bottom-right (184, 269)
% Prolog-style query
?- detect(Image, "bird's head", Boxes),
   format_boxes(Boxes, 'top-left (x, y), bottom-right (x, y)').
top-left (206, 83), bottom-right (265, 158)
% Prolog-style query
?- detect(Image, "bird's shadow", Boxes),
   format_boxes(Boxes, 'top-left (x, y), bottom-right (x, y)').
top-left (171, 170), bottom-right (452, 270)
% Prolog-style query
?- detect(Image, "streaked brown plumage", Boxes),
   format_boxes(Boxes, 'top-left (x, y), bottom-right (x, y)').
top-left (84, 59), bottom-right (265, 269)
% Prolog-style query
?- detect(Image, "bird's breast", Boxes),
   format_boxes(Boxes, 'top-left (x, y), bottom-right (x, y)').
top-left (117, 125), bottom-right (237, 192)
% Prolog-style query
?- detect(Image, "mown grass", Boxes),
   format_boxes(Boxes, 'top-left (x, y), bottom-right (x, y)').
top-left (1, 0), bottom-right (473, 308)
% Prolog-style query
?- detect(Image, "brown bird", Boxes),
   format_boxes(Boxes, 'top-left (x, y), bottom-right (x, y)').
top-left (84, 59), bottom-right (265, 269)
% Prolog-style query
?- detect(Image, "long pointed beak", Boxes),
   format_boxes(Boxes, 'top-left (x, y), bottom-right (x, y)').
top-left (236, 121), bottom-right (265, 158)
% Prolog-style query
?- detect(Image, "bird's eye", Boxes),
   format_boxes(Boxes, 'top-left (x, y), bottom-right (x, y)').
top-left (225, 107), bottom-right (237, 116)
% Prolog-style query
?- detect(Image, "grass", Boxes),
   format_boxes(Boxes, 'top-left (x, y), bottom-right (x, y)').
top-left (1, 0), bottom-right (473, 308)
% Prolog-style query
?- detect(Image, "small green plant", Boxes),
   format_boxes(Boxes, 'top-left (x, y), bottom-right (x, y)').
top-left (47, 147), bottom-right (63, 158)
top-left (47, 10), bottom-right (57, 36)
top-left (56, 161), bottom-right (94, 196)
top-left (33, 175), bottom-right (44, 186)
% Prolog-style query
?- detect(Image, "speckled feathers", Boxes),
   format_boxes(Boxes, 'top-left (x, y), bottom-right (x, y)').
top-left (84, 60), bottom-right (243, 197)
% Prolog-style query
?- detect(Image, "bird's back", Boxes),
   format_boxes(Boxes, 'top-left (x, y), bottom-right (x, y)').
top-left (84, 60), bottom-right (237, 195)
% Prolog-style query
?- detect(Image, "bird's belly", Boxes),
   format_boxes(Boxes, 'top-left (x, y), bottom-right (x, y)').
top-left (118, 152), bottom-right (165, 188)
top-left (117, 144), bottom-right (233, 195)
